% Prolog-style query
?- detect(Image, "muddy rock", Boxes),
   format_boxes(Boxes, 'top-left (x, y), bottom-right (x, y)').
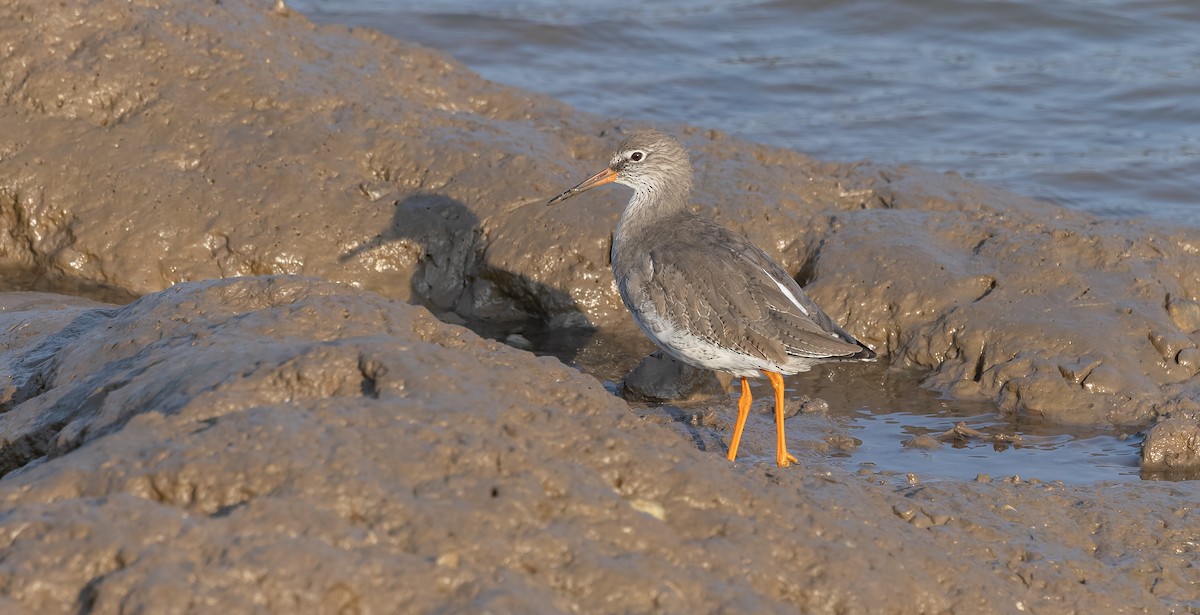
top-left (0, 277), bottom-right (1195, 613)
top-left (903, 433), bottom-right (942, 450)
top-left (1142, 409), bottom-right (1200, 475)
top-left (1166, 294), bottom-right (1200, 333)
top-left (0, 0), bottom-right (616, 325)
top-left (619, 350), bottom-right (728, 403)
top-left (803, 185), bottom-right (1200, 426)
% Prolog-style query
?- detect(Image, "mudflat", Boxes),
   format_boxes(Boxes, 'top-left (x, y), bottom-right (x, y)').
top-left (0, 0), bottom-right (1197, 612)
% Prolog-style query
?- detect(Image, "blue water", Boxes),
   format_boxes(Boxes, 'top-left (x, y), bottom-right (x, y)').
top-left (841, 407), bottom-right (1144, 484)
top-left (771, 366), bottom-right (1145, 483)
top-left (293, 0), bottom-right (1200, 224)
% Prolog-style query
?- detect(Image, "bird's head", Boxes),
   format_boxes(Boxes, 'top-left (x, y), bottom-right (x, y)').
top-left (547, 130), bottom-right (692, 206)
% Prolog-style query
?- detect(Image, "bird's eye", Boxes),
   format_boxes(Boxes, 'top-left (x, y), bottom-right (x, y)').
top-left (629, 151), bottom-right (644, 162)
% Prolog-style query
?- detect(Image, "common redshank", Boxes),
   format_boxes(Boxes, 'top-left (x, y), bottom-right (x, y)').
top-left (547, 130), bottom-right (875, 467)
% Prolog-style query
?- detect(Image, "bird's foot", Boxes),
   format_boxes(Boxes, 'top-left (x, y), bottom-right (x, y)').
top-left (776, 451), bottom-right (799, 467)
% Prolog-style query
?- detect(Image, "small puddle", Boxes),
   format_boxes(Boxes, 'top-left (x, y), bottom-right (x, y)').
top-left (778, 364), bottom-right (1146, 484)
top-left (837, 405), bottom-right (1143, 483)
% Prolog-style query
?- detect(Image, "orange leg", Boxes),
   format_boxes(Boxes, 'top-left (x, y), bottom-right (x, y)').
top-left (726, 377), bottom-right (753, 462)
top-left (764, 371), bottom-right (799, 467)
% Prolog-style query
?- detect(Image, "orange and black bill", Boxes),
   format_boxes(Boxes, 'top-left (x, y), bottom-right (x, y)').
top-left (546, 167), bottom-right (619, 206)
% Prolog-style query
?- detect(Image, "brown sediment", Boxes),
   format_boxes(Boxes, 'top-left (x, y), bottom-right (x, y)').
top-left (0, 277), bottom-right (1195, 613)
top-left (0, 0), bottom-right (1198, 612)
top-left (1141, 409), bottom-right (1200, 476)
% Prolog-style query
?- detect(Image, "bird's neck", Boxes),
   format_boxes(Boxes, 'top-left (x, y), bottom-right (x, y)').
top-left (612, 187), bottom-right (691, 280)
top-left (614, 185), bottom-right (690, 243)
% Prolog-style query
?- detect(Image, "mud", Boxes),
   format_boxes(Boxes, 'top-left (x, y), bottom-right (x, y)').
top-left (0, 278), bottom-right (1195, 614)
top-left (0, 0), bottom-right (1198, 612)
top-left (1142, 409), bottom-right (1200, 476)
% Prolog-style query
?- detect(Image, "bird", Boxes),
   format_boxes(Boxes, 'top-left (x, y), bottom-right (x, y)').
top-left (547, 129), bottom-right (875, 467)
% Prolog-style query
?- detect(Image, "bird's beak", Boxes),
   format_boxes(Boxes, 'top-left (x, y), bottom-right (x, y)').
top-left (546, 167), bottom-right (619, 206)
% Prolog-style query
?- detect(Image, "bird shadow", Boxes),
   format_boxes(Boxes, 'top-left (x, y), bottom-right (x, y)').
top-left (340, 192), bottom-right (597, 366)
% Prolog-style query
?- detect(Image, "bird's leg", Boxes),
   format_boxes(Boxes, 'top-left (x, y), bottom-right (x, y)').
top-left (764, 370), bottom-right (798, 467)
top-left (726, 376), bottom-right (753, 462)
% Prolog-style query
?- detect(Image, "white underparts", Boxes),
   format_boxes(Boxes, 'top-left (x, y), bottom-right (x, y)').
top-left (634, 308), bottom-right (806, 377)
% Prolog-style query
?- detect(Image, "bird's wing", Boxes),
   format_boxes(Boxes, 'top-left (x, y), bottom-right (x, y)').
top-left (634, 223), bottom-right (866, 364)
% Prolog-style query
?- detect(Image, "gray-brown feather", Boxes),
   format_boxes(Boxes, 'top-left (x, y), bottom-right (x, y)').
top-left (589, 129), bottom-right (874, 377)
top-left (614, 212), bottom-right (871, 376)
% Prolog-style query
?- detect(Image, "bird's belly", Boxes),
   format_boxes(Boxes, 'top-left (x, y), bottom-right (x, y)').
top-left (628, 309), bottom-right (787, 379)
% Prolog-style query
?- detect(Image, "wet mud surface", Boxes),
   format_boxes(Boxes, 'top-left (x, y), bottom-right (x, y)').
top-left (0, 0), bottom-right (1198, 612)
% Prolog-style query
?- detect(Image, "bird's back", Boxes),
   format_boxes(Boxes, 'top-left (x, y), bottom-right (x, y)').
top-left (613, 211), bottom-right (874, 376)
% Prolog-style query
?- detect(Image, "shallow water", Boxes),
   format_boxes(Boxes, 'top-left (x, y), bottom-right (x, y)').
top-left (771, 364), bottom-right (1145, 483)
top-left (845, 409), bottom-right (1143, 484)
top-left (294, 0), bottom-right (1200, 225)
